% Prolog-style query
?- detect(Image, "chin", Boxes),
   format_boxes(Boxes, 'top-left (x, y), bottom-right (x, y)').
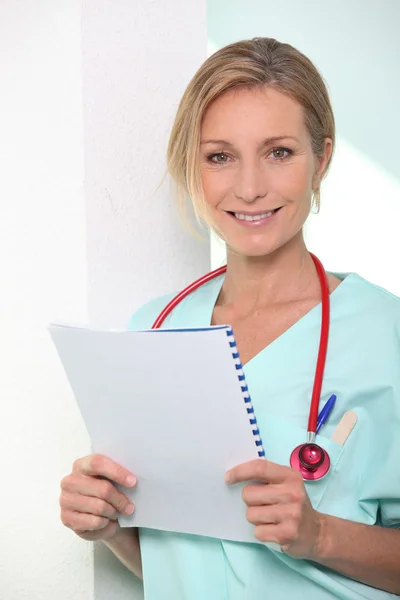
top-left (226, 240), bottom-right (281, 258)
top-left (222, 226), bottom-right (303, 259)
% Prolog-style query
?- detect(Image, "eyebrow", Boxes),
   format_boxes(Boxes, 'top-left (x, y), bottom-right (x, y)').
top-left (200, 136), bottom-right (300, 147)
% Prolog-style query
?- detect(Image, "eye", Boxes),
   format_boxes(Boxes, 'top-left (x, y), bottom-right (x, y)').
top-left (270, 147), bottom-right (293, 161)
top-left (207, 152), bottom-right (231, 164)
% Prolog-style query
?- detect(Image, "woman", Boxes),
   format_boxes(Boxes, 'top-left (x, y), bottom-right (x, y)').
top-left (60, 38), bottom-right (400, 598)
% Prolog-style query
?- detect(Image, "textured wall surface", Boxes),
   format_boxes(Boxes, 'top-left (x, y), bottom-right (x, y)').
top-left (0, 1), bottom-right (93, 599)
top-left (82, 0), bottom-right (209, 331)
top-left (1, 0), bottom-right (208, 598)
top-left (81, 1), bottom-right (208, 599)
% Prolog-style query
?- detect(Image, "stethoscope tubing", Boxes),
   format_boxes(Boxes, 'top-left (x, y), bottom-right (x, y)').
top-left (152, 253), bottom-right (331, 479)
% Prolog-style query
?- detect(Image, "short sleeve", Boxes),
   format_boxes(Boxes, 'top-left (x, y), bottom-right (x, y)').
top-left (127, 292), bottom-right (176, 331)
top-left (370, 300), bottom-right (400, 528)
top-left (377, 427), bottom-right (400, 529)
top-left (356, 385), bottom-right (400, 529)
top-left (315, 394), bottom-right (400, 532)
top-left (377, 315), bottom-right (400, 528)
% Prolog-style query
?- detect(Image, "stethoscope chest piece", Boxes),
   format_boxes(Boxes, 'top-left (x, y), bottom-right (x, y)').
top-left (290, 442), bottom-right (330, 481)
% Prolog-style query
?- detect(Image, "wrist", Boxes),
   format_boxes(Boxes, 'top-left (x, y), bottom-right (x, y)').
top-left (104, 525), bottom-right (137, 547)
top-left (102, 526), bottom-right (142, 579)
top-left (312, 512), bottom-right (331, 561)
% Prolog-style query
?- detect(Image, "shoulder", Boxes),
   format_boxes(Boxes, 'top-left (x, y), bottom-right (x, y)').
top-left (127, 292), bottom-right (176, 330)
top-left (336, 273), bottom-right (400, 379)
top-left (127, 272), bottom-right (224, 330)
top-left (330, 272), bottom-right (400, 376)
top-left (349, 273), bottom-right (400, 319)
top-left (335, 271), bottom-right (400, 323)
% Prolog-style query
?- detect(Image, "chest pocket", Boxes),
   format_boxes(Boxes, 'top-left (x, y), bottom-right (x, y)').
top-left (257, 412), bottom-right (344, 508)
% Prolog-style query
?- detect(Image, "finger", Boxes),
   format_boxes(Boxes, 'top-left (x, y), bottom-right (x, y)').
top-left (242, 483), bottom-right (279, 506)
top-left (253, 523), bottom-right (281, 544)
top-left (254, 520), bottom-right (300, 548)
top-left (246, 504), bottom-right (281, 526)
top-left (61, 509), bottom-right (110, 532)
top-left (60, 491), bottom-right (121, 520)
top-left (61, 474), bottom-right (134, 515)
top-left (242, 483), bottom-right (305, 507)
top-left (247, 504), bottom-right (303, 537)
top-left (225, 459), bottom-right (293, 485)
top-left (73, 455), bottom-right (136, 487)
top-left (77, 520), bottom-right (119, 542)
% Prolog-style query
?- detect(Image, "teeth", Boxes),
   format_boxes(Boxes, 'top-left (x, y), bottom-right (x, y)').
top-left (234, 211), bottom-right (274, 221)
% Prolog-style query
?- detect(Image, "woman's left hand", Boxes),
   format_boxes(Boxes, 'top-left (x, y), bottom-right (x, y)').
top-left (225, 459), bottom-right (322, 559)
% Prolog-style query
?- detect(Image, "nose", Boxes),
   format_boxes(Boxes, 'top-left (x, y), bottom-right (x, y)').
top-left (234, 160), bottom-right (268, 203)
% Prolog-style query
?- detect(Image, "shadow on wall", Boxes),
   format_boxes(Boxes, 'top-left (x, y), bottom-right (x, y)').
top-left (94, 544), bottom-right (144, 600)
top-left (207, 0), bottom-right (400, 185)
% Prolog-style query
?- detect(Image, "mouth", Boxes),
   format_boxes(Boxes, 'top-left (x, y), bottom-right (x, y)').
top-left (226, 207), bottom-right (282, 226)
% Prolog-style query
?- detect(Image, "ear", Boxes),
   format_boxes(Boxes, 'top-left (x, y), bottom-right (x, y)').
top-left (312, 138), bottom-right (333, 190)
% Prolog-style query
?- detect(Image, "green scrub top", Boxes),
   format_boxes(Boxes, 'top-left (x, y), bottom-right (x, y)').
top-left (128, 271), bottom-right (400, 599)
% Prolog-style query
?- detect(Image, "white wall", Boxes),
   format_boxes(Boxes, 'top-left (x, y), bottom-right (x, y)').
top-left (81, 1), bottom-right (208, 599)
top-left (82, 1), bottom-right (208, 329)
top-left (0, 2), bottom-right (92, 600)
top-left (0, 1), bottom-right (207, 599)
top-left (209, 0), bottom-right (400, 295)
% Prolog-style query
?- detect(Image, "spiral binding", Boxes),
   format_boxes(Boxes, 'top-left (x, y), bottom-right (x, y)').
top-left (226, 327), bottom-right (265, 458)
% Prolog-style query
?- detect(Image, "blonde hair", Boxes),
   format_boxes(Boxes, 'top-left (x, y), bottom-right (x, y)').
top-left (167, 37), bottom-right (335, 230)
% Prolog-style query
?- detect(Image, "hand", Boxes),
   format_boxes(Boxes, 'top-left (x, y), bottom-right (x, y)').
top-left (225, 459), bottom-right (322, 559)
top-left (60, 454), bottom-right (136, 542)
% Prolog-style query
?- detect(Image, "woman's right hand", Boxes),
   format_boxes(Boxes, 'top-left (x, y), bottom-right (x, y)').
top-left (60, 454), bottom-right (136, 542)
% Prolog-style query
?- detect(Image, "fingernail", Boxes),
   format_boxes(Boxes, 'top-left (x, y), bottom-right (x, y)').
top-left (125, 475), bottom-right (136, 487)
top-left (124, 503), bottom-right (135, 515)
top-left (224, 471), bottom-right (232, 484)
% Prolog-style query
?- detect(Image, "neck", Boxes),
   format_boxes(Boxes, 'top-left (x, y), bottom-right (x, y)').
top-left (219, 233), bottom-right (318, 311)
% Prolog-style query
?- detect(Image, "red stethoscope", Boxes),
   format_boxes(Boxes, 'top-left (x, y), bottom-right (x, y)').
top-left (152, 253), bottom-right (331, 482)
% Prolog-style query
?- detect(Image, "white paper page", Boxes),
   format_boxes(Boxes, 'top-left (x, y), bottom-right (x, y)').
top-left (49, 323), bottom-right (265, 544)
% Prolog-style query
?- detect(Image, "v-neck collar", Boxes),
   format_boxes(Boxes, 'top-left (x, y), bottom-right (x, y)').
top-left (198, 270), bottom-right (357, 372)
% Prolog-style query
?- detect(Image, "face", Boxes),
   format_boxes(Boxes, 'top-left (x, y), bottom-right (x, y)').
top-left (199, 86), bottom-right (332, 257)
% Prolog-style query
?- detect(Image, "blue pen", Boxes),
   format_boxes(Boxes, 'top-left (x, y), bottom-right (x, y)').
top-left (316, 394), bottom-right (337, 434)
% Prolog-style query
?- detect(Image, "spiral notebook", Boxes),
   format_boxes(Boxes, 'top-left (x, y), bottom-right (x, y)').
top-left (49, 322), bottom-right (265, 544)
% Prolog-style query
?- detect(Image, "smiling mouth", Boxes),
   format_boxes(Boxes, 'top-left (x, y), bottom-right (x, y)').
top-left (227, 207), bottom-right (282, 222)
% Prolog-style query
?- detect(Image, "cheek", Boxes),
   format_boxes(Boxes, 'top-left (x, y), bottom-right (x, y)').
top-left (279, 164), bottom-right (313, 197)
top-left (200, 161), bottom-right (314, 206)
top-left (201, 169), bottom-right (228, 207)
